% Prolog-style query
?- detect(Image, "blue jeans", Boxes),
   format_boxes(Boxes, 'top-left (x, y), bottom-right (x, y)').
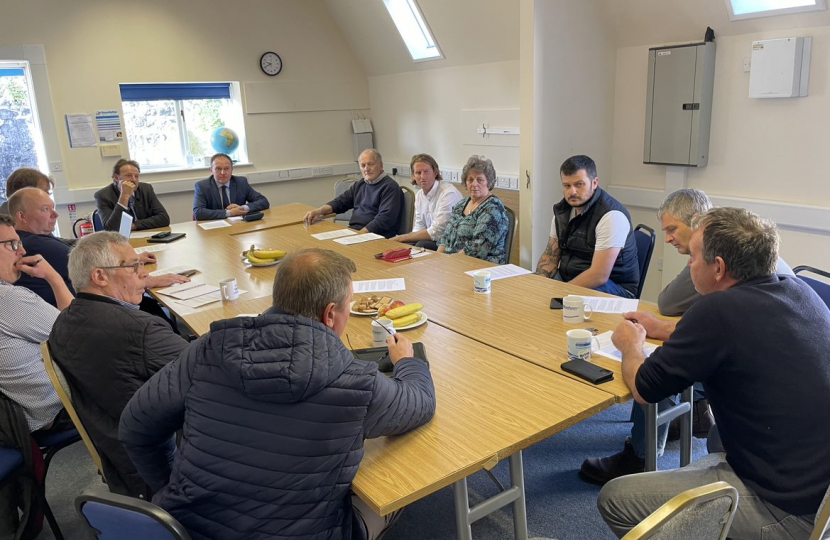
top-left (553, 273), bottom-right (635, 298)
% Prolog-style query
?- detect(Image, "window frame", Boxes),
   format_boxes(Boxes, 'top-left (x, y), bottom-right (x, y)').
top-left (724, 0), bottom-right (827, 20)
top-left (119, 81), bottom-right (249, 173)
top-left (382, 0), bottom-right (443, 62)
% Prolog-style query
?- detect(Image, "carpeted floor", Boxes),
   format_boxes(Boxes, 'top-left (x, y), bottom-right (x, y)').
top-left (35, 402), bottom-right (708, 540)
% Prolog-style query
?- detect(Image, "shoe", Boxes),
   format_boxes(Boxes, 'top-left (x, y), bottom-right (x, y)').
top-left (667, 399), bottom-right (715, 441)
top-left (580, 437), bottom-right (645, 485)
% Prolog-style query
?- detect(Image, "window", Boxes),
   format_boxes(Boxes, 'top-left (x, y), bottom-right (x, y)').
top-left (119, 82), bottom-right (248, 171)
top-left (725, 0), bottom-right (826, 20)
top-left (0, 62), bottom-right (49, 206)
top-left (382, 0), bottom-right (443, 62)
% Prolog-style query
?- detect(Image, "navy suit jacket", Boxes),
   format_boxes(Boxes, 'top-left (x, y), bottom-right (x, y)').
top-left (192, 175), bottom-right (270, 220)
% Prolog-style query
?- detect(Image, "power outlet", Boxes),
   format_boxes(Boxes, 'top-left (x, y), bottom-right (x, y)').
top-left (49, 161), bottom-right (63, 172)
top-left (657, 257), bottom-right (664, 272)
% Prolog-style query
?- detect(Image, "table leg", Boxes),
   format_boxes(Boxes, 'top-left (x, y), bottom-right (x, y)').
top-left (452, 451), bottom-right (528, 540)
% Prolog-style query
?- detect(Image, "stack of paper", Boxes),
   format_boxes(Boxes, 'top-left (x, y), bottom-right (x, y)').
top-left (464, 264), bottom-right (531, 281)
top-left (334, 233), bottom-right (384, 245)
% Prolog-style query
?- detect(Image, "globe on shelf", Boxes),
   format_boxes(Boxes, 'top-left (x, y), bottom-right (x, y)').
top-left (210, 127), bottom-right (239, 154)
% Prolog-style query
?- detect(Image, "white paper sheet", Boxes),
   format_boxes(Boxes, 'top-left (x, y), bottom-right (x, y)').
top-left (410, 248), bottom-right (431, 259)
top-left (581, 296), bottom-right (640, 314)
top-left (333, 233), bottom-right (384, 245)
top-left (149, 265), bottom-right (194, 277)
top-left (464, 264), bottom-right (531, 281)
top-left (353, 278), bottom-right (406, 293)
top-left (227, 216), bottom-right (244, 223)
top-left (134, 245), bottom-right (170, 254)
top-left (198, 220), bottom-right (232, 230)
top-left (592, 331), bottom-right (658, 362)
top-left (311, 229), bottom-right (357, 240)
top-left (174, 289), bottom-right (248, 308)
top-left (130, 231), bottom-right (159, 239)
top-left (155, 282), bottom-right (219, 300)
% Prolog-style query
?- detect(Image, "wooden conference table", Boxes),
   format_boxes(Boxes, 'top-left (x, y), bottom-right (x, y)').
top-left (133, 208), bottom-right (654, 540)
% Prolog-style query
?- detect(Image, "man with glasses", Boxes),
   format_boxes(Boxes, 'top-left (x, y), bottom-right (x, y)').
top-left (304, 149), bottom-right (403, 238)
top-left (95, 159), bottom-right (171, 232)
top-left (535, 155), bottom-right (640, 298)
top-left (9, 187), bottom-right (189, 309)
top-left (49, 232), bottom-right (190, 499)
top-left (193, 153), bottom-right (269, 220)
top-left (0, 213), bottom-right (75, 536)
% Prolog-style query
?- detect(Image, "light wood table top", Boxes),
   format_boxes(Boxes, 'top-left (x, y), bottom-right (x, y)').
top-left (187, 300), bottom-right (614, 515)
top-left (386, 253), bottom-right (667, 403)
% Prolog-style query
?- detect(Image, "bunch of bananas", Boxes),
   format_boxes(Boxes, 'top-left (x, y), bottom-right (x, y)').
top-left (243, 245), bottom-right (287, 265)
top-left (377, 303), bottom-right (424, 328)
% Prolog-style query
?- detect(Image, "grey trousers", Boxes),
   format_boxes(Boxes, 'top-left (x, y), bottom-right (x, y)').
top-left (351, 493), bottom-right (403, 540)
top-left (598, 453), bottom-right (818, 540)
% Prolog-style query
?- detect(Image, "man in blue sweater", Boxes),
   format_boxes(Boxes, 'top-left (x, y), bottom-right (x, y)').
top-left (304, 149), bottom-right (403, 238)
top-left (598, 207), bottom-right (830, 540)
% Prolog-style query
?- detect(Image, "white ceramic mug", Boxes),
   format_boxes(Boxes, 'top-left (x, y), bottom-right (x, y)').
top-left (219, 278), bottom-right (239, 301)
top-left (474, 271), bottom-right (491, 294)
top-left (563, 295), bottom-right (593, 324)
top-left (566, 329), bottom-right (599, 360)
top-left (372, 318), bottom-right (396, 347)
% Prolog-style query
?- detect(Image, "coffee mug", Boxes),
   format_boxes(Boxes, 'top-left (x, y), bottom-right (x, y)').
top-left (563, 295), bottom-right (593, 324)
top-left (219, 278), bottom-right (239, 301)
top-left (474, 271), bottom-right (491, 294)
top-left (566, 329), bottom-right (599, 360)
top-left (372, 318), bottom-right (396, 347)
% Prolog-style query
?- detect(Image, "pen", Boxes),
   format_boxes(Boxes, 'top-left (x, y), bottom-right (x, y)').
top-left (32, 259), bottom-right (42, 266)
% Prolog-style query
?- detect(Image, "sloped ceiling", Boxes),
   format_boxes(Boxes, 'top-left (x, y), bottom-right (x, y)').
top-left (321, 0), bottom-right (519, 76)
top-left (604, 0), bottom-right (830, 48)
top-left (322, 0), bottom-right (830, 77)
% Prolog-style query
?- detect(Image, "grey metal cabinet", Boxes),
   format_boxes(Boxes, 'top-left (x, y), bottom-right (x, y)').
top-left (643, 41), bottom-right (716, 167)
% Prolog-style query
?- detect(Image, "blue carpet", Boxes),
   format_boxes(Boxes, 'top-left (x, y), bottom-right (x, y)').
top-left (385, 402), bottom-right (709, 540)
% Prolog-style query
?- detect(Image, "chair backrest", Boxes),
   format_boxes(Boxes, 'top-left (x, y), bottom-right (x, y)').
top-left (41, 342), bottom-right (106, 477)
top-left (333, 179), bottom-right (356, 223)
top-left (633, 224), bottom-right (657, 299)
top-left (809, 480), bottom-right (830, 540)
top-left (793, 266), bottom-right (830, 309)
top-left (621, 481), bottom-right (739, 540)
top-left (504, 206), bottom-right (517, 264)
top-left (398, 186), bottom-right (415, 235)
top-left (76, 489), bottom-right (192, 540)
top-left (92, 209), bottom-right (104, 231)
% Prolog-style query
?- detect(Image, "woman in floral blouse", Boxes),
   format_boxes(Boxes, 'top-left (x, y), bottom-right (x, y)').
top-left (438, 155), bottom-right (509, 264)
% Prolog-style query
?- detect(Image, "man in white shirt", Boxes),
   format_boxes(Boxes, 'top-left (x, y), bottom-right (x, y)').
top-left (535, 155), bottom-right (640, 298)
top-left (391, 154), bottom-right (462, 250)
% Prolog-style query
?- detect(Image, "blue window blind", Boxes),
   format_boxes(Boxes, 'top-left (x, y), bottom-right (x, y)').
top-left (0, 68), bottom-right (24, 78)
top-left (119, 83), bottom-right (231, 102)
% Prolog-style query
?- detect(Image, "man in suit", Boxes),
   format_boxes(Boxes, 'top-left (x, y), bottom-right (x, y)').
top-left (95, 159), bottom-right (170, 231)
top-left (192, 153), bottom-right (269, 220)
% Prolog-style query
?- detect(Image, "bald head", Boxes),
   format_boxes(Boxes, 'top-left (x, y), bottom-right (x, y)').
top-left (9, 187), bottom-right (59, 235)
top-left (271, 248), bottom-right (356, 321)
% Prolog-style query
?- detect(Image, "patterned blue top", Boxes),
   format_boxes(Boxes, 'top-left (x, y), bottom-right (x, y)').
top-left (438, 195), bottom-right (509, 264)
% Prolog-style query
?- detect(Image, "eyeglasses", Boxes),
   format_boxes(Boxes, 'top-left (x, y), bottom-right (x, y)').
top-left (98, 261), bottom-right (145, 273)
top-left (0, 239), bottom-right (21, 252)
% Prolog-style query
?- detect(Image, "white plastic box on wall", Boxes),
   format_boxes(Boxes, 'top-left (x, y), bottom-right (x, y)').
top-left (749, 37), bottom-right (812, 98)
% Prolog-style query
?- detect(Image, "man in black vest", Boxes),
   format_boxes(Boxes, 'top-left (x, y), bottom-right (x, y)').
top-left (535, 155), bottom-right (639, 298)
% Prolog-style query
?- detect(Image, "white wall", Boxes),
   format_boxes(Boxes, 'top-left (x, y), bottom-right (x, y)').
top-left (610, 25), bottom-right (830, 301)
top-left (524, 0), bottom-right (618, 265)
top-left (0, 0), bottom-right (368, 232)
top-left (368, 60), bottom-right (520, 175)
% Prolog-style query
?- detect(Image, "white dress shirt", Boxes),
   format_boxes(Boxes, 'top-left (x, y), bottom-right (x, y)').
top-left (412, 180), bottom-right (463, 242)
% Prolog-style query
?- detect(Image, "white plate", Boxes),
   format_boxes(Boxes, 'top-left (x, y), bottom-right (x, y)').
top-left (349, 300), bottom-right (378, 316)
top-left (388, 312), bottom-right (428, 331)
top-left (242, 257), bottom-right (280, 268)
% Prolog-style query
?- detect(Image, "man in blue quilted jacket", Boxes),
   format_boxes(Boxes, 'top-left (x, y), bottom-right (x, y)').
top-left (120, 248), bottom-right (436, 540)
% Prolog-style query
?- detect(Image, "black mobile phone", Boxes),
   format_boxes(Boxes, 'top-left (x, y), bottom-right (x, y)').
top-left (550, 297), bottom-right (564, 310)
top-left (151, 231), bottom-right (171, 239)
top-left (561, 358), bottom-right (614, 384)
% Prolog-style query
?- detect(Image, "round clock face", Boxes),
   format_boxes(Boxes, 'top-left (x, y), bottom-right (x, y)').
top-left (260, 52), bottom-right (282, 76)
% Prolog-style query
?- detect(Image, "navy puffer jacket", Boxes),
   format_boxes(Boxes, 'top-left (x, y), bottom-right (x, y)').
top-left (119, 311), bottom-right (435, 540)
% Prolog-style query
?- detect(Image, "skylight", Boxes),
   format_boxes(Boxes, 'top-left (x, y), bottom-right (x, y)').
top-left (382, 0), bottom-right (443, 62)
top-left (725, 0), bottom-right (826, 20)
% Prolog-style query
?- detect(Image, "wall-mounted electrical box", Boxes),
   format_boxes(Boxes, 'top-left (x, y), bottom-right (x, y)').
top-left (643, 41), bottom-right (716, 167)
top-left (749, 37), bottom-right (811, 98)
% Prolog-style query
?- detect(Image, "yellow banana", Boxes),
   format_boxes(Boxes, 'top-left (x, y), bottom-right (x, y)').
top-left (246, 251), bottom-right (277, 264)
top-left (378, 312), bottom-right (421, 328)
top-left (252, 249), bottom-right (286, 259)
top-left (386, 303), bottom-right (424, 320)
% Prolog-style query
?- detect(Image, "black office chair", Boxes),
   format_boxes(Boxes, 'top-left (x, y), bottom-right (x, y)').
top-left (633, 224), bottom-right (657, 299)
top-left (504, 206), bottom-right (517, 263)
top-left (398, 186), bottom-right (415, 235)
top-left (793, 266), bottom-right (830, 309)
